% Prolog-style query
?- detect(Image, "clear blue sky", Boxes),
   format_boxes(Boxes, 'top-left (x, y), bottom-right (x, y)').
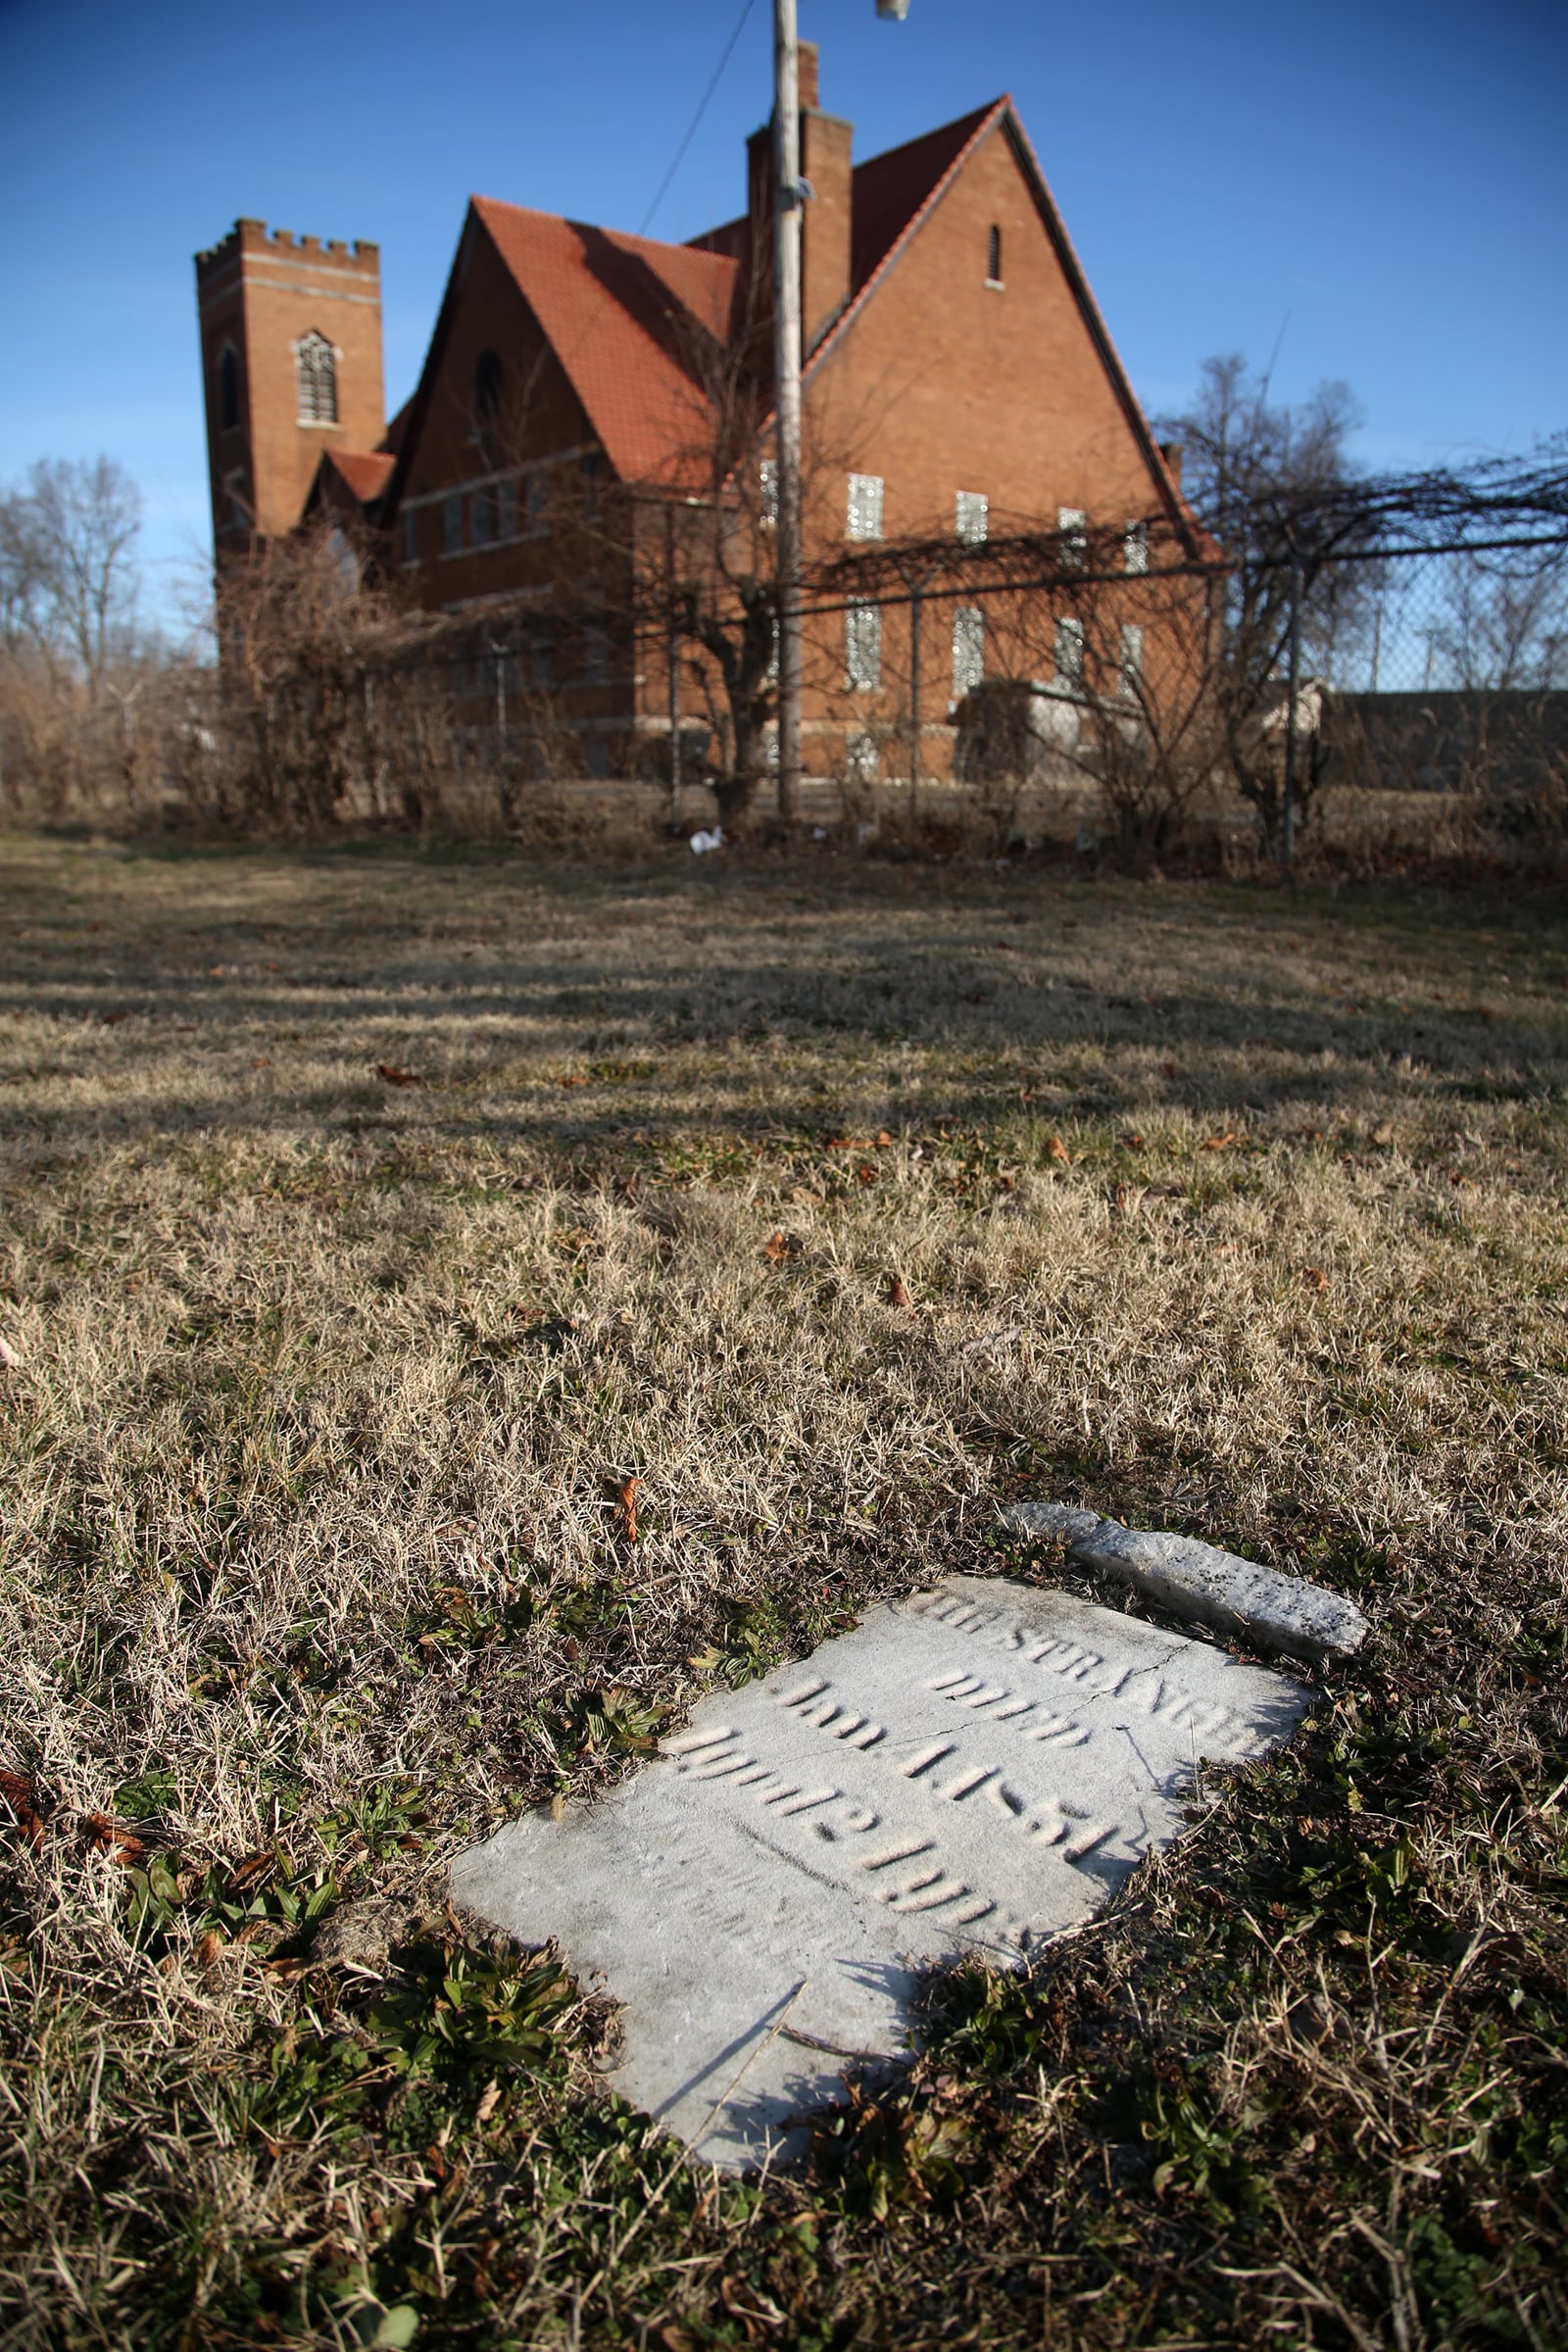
top-left (2, 0), bottom-right (1563, 633)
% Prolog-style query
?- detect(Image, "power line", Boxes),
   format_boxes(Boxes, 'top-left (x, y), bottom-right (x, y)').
top-left (638, 0), bottom-right (760, 238)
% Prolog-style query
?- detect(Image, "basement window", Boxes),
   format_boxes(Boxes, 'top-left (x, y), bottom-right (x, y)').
top-left (987, 224), bottom-right (1003, 285)
top-left (956, 490), bottom-right (988, 545)
top-left (294, 330), bottom-right (338, 425)
top-left (952, 607), bottom-right (984, 699)
top-left (847, 472), bottom-right (884, 541)
top-left (846, 601), bottom-right (882, 690)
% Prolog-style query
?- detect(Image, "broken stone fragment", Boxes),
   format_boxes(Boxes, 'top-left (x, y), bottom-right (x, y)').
top-left (999, 1502), bottom-right (1368, 1667)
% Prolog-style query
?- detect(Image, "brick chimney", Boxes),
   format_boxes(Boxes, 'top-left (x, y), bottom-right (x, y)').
top-left (799, 44), bottom-right (853, 351)
top-left (744, 42), bottom-right (854, 357)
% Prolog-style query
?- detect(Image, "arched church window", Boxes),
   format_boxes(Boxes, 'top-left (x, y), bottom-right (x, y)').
top-left (219, 345), bottom-right (239, 433)
top-left (474, 349), bottom-right (504, 422)
top-left (295, 331), bottom-right (338, 425)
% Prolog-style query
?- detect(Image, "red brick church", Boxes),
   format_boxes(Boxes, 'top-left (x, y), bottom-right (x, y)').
top-left (195, 43), bottom-right (1196, 786)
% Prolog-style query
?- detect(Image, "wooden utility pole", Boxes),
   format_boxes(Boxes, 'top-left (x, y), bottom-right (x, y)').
top-left (772, 0), bottom-right (804, 828)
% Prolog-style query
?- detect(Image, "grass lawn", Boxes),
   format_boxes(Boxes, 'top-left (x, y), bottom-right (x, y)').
top-left (2, 829), bottom-right (1566, 2350)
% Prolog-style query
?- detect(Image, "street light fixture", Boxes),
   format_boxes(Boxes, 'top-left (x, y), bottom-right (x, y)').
top-left (772, 0), bottom-right (906, 825)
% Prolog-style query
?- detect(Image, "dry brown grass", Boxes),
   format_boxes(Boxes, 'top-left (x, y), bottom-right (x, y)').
top-left (1, 830), bottom-right (1565, 2350)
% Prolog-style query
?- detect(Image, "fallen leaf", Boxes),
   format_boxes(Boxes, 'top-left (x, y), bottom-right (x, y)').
top-left (374, 1063), bottom-right (426, 1088)
top-left (763, 1231), bottom-right (796, 1263)
top-left (1161, 1059), bottom-right (1181, 1078)
top-left (101, 1009), bottom-right (129, 1026)
top-left (1202, 1131), bottom-right (1240, 1152)
top-left (875, 1129), bottom-right (893, 1148)
top-left (474, 2079), bottom-right (502, 2126)
top-left (887, 1275), bottom-right (912, 1309)
top-left (855, 1163), bottom-right (877, 1187)
top-left (559, 1073), bottom-right (590, 1088)
top-left (195, 1930), bottom-right (224, 1968)
top-left (225, 1849), bottom-right (275, 1893)
top-left (250, 1057), bottom-right (271, 1070)
top-left (0, 1769), bottom-right (46, 1851)
top-left (84, 1813), bottom-right (146, 1865)
top-left (1302, 1266), bottom-right (1329, 1293)
top-left (1044, 1134), bottom-right (1071, 1165)
top-left (616, 1475), bottom-right (641, 1544)
top-left (1370, 1120), bottom-right (1395, 1147)
top-left (1113, 1183), bottom-right (1146, 1218)
top-left (1122, 1133), bottom-right (1146, 1149)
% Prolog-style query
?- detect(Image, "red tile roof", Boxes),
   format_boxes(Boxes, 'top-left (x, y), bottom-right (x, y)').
top-left (324, 449), bottom-right (396, 504)
top-left (472, 197), bottom-right (740, 488)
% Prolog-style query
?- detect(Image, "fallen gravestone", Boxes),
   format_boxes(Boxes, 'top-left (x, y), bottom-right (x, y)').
top-left (999, 1503), bottom-right (1369, 1666)
top-left (452, 1575), bottom-right (1311, 2170)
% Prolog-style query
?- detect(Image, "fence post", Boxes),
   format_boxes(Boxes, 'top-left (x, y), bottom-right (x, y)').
top-left (1281, 549), bottom-right (1302, 872)
top-left (666, 503), bottom-right (681, 831)
top-left (908, 586), bottom-right (922, 821)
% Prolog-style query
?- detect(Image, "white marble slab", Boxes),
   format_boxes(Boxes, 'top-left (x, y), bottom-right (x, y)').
top-left (452, 1576), bottom-right (1308, 2170)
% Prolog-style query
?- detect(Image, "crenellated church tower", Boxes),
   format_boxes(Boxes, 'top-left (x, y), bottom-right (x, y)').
top-left (194, 219), bottom-right (385, 556)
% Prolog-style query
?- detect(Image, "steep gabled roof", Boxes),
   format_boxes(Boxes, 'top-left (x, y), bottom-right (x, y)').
top-left (471, 198), bottom-right (740, 486)
top-left (846, 101), bottom-right (1000, 293)
top-left (795, 96), bottom-right (1193, 542)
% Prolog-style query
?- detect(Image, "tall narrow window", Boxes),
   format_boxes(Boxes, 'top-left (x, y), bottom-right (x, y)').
top-left (582, 453), bottom-right (601, 524)
top-left (443, 494), bottom-right (465, 556)
top-left (525, 473), bottom-right (548, 536)
top-left (1054, 617), bottom-right (1084, 691)
top-left (473, 349), bottom-right (504, 422)
top-left (846, 602), bottom-right (882, 690)
top-left (1119, 623), bottom-right (1145, 699)
top-left (222, 469), bottom-right (249, 534)
top-left (294, 330), bottom-right (337, 425)
top-left (528, 628), bottom-right (555, 690)
top-left (471, 486), bottom-right (495, 548)
top-left (581, 622), bottom-right (610, 686)
top-left (219, 345), bottom-right (239, 433)
top-left (956, 490), bottom-right (988, 546)
top-left (760, 457), bottom-right (778, 527)
top-left (1124, 519), bottom-right (1149, 575)
top-left (496, 479), bottom-right (518, 539)
top-left (987, 224), bottom-right (1003, 284)
top-left (847, 472), bottom-right (884, 541)
top-left (952, 609), bottom-right (985, 700)
top-left (1057, 508), bottom-right (1087, 570)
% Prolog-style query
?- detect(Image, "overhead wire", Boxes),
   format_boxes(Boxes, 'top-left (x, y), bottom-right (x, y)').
top-left (637, 0), bottom-right (760, 238)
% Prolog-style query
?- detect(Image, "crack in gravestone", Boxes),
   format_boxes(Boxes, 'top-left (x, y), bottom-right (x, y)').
top-left (452, 1575), bottom-right (1311, 2170)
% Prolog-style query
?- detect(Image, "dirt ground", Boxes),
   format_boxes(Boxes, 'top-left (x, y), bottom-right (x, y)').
top-left (2, 829), bottom-right (1565, 2349)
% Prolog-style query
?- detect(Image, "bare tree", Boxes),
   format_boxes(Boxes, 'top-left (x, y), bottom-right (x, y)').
top-left (1158, 355), bottom-right (1368, 847)
top-left (0, 458), bottom-right (143, 695)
